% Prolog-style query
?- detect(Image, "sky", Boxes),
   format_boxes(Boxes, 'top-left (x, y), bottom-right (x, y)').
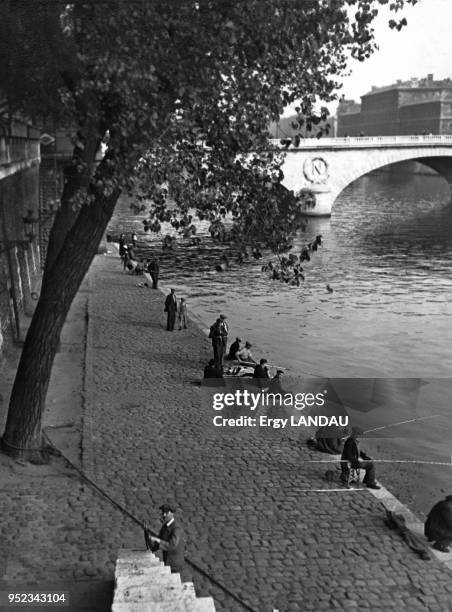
top-left (340, 0), bottom-right (452, 101)
top-left (283, 0), bottom-right (452, 116)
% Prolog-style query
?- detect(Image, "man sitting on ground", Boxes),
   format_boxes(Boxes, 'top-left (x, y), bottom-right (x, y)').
top-left (203, 359), bottom-right (223, 379)
top-left (340, 426), bottom-right (380, 489)
top-left (203, 359), bottom-right (225, 387)
top-left (253, 358), bottom-right (270, 388)
top-left (227, 337), bottom-right (242, 361)
top-left (425, 494), bottom-right (452, 552)
top-left (236, 341), bottom-right (256, 365)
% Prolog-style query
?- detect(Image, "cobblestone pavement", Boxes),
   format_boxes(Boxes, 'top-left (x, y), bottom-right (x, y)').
top-left (0, 281), bottom-right (142, 611)
top-left (1, 252), bottom-right (452, 611)
top-left (78, 252), bottom-right (452, 612)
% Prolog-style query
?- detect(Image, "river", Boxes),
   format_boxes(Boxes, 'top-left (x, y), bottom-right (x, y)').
top-left (110, 168), bottom-right (452, 378)
top-left (109, 168), bottom-right (452, 515)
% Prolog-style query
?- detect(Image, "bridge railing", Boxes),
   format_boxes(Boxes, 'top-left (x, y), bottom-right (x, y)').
top-left (269, 134), bottom-right (452, 149)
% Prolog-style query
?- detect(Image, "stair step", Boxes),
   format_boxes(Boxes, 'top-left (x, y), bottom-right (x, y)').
top-left (115, 571), bottom-right (183, 588)
top-left (114, 584), bottom-right (197, 605)
top-left (115, 575), bottom-right (181, 602)
top-left (115, 572), bottom-right (182, 593)
top-left (191, 598), bottom-right (217, 612)
top-left (112, 600), bottom-right (216, 612)
top-left (115, 564), bottom-right (172, 579)
top-left (112, 549), bottom-right (216, 611)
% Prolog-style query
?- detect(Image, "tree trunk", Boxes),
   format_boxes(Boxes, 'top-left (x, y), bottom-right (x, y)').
top-left (1, 171), bottom-right (120, 460)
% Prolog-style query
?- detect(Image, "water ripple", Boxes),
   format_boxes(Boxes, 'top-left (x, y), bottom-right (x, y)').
top-left (109, 170), bottom-right (452, 376)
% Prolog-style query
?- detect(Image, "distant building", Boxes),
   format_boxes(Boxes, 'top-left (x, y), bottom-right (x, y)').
top-left (337, 74), bottom-right (452, 136)
top-left (269, 113), bottom-right (335, 140)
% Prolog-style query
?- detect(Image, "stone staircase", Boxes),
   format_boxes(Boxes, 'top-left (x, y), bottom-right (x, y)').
top-left (111, 549), bottom-right (216, 612)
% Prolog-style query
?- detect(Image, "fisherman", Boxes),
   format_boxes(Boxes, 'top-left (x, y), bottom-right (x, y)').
top-left (340, 427), bottom-right (380, 489)
top-left (425, 495), bottom-right (452, 552)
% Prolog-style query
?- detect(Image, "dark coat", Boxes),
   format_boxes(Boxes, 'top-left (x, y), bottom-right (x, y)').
top-left (227, 340), bottom-right (241, 360)
top-left (425, 497), bottom-right (452, 542)
top-left (253, 364), bottom-right (270, 379)
top-left (315, 426), bottom-right (343, 454)
top-left (204, 364), bottom-right (223, 379)
top-left (341, 437), bottom-right (370, 468)
top-left (158, 520), bottom-right (185, 572)
top-left (164, 293), bottom-right (178, 313)
top-left (148, 260), bottom-right (159, 274)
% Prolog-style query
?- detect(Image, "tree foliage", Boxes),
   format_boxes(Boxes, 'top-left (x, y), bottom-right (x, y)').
top-left (0, 0), bottom-right (418, 457)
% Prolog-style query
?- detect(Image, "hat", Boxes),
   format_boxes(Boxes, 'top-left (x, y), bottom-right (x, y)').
top-left (236, 337), bottom-right (242, 341)
top-left (220, 314), bottom-right (227, 319)
top-left (159, 503), bottom-right (175, 513)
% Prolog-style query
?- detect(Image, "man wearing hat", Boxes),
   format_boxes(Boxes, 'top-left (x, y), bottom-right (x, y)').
top-left (164, 289), bottom-right (178, 331)
top-left (209, 314), bottom-right (229, 369)
top-left (145, 504), bottom-right (185, 572)
top-left (340, 427), bottom-right (380, 489)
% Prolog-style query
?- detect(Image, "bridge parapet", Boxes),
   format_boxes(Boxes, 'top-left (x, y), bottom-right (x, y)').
top-left (271, 134), bottom-right (452, 150)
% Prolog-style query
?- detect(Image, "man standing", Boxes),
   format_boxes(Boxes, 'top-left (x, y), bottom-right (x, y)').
top-left (209, 318), bottom-right (222, 369)
top-left (145, 504), bottom-right (185, 573)
top-left (164, 289), bottom-right (178, 331)
top-left (340, 427), bottom-right (380, 489)
top-left (219, 314), bottom-right (228, 365)
top-left (148, 258), bottom-right (160, 289)
top-left (209, 314), bottom-right (228, 369)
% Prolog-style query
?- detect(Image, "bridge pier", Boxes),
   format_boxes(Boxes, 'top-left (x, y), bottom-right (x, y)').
top-left (297, 187), bottom-right (333, 217)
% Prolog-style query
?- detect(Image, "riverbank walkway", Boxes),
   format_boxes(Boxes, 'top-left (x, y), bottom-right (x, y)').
top-left (1, 250), bottom-right (452, 611)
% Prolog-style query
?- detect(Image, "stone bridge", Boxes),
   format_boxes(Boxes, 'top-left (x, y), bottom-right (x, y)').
top-left (274, 135), bottom-right (452, 216)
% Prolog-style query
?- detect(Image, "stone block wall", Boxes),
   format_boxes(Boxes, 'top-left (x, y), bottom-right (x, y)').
top-left (0, 130), bottom-right (41, 356)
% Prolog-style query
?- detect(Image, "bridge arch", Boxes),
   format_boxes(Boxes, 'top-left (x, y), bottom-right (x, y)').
top-left (278, 136), bottom-right (452, 215)
top-left (329, 150), bottom-right (452, 211)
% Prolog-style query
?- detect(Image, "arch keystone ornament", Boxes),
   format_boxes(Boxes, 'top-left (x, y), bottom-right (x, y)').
top-left (303, 157), bottom-right (329, 184)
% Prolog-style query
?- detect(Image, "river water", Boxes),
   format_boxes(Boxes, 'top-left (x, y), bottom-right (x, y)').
top-left (110, 168), bottom-right (452, 378)
top-left (109, 168), bottom-right (452, 513)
